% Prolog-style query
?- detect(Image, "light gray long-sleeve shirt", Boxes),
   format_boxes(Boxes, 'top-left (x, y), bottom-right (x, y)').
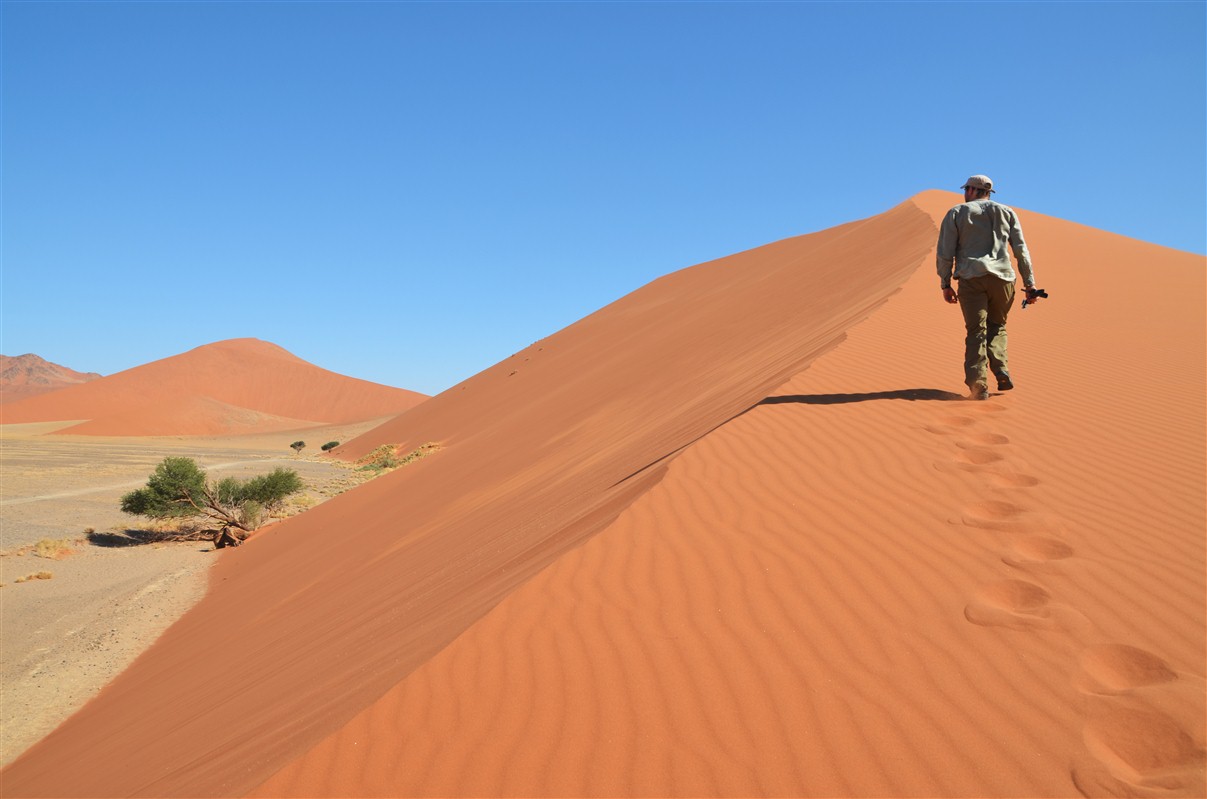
top-left (936, 199), bottom-right (1036, 289)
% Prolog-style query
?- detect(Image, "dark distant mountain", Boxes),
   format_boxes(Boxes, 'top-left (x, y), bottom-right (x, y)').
top-left (0, 353), bottom-right (102, 404)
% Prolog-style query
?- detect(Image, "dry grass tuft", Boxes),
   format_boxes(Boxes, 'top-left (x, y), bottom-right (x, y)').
top-left (279, 493), bottom-right (318, 516)
top-left (146, 517), bottom-right (194, 535)
top-left (2, 537), bottom-right (85, 559)
top-left (15, 571), bottom-right (54, 583)
top-left (34, 538), bottom-right (81, 560)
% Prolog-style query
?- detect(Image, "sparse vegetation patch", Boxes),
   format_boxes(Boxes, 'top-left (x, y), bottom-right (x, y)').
top-left (1, 537), bottom-right (85, 559)
top-left (355, 442), bottom-right (440, 475)
top-left (356, 445), bottom-right (400, 473)
top-left (15, 571), bottom-right (54, 583)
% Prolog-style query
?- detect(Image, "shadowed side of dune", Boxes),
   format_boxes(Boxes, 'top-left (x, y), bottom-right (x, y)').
top-left (1, 200), bottom-right (936, 798)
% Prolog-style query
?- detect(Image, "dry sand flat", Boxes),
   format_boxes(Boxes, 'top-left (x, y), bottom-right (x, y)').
top-left (4, 192), bottom-right (1204, 797)
top-left (0, 420), bottom-right (390, 768)
top-left (0, 338), bottom-right (426, 436)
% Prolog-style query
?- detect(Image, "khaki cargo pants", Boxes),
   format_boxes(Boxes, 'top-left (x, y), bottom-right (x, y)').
top-left (957, 274), bottom-right (1015, 389)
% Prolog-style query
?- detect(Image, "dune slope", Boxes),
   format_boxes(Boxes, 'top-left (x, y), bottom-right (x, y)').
top-left (0, 338), bottom-right (425, 435)
top-left (1, 198), bottom-right (937, 797)
top-left (252, 192), bottom-right (1206, 797)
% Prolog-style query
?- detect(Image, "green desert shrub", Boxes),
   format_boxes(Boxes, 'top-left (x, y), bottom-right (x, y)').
top-left (120, 457), bottom-right (208, 520)
top-left (120, 458), bottom-right (304, 532)
top-left (241, 469), bottom-right (305, 512)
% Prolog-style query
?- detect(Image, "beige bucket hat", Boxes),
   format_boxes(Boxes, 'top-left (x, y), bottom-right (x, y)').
top-left (962, 174), bottom-right (995, 193)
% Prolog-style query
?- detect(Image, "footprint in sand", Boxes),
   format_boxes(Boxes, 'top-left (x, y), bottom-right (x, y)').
top-left (966, 432), bottom-right (1011, 445)
top-left (1071, 646), bottom-right (1207, 796)
top-left (964, 579), bottom-right (1054, 629)
top-left (955, 446), bottom-right (1005, 466)
top-left (933, 452), bottom-right (1038, 488)
top-left (991, 472), bottom-right (1041, 488)
top-left (1072, 703), bottom-right (1206, 798)
top-left (925, 415), bottom-right (992, 436)
top-left (958, 499), bottom-right (1032, 532)
top-left (940, 414), bottom-right (978, 428)
top-left (932, 457), bottom-right (1038, 488)
top-left (1002, 534), bottom-right (1074, 569)
top-left (1078, 644), bottom-right (1178, 694)
top-left (930, 414), bottom-right (1040, 486)
top-left (966, 499), bottom-right (1027, 519)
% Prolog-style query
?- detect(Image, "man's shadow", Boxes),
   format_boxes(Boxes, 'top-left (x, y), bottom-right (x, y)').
top-left (759, 388), bottom-right (965, 406)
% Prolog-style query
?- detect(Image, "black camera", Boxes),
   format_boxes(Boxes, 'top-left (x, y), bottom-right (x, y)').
top-left (1022, 287), bottom-right (1048, 309)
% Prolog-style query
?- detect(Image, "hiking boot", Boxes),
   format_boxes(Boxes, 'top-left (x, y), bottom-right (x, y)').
top-left (970, 385), bottom-right (990, 401)
top-left (996, 372), bottom-right (1014, 391)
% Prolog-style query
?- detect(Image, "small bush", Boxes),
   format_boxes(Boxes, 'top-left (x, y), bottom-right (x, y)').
top-left (290, 441), bottom-right (306, 455)
top-left (121, 457), bottom-right (304, 535)
top-left (321, 441), bottom-right (340, 452)
top-left (121, 457), bottom-right (207, 520)
top-left (241, 469), bottom-right (305, 512)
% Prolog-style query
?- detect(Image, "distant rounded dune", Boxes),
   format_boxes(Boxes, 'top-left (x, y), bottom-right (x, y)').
top-left (0, 338), bottom-right (426, 436)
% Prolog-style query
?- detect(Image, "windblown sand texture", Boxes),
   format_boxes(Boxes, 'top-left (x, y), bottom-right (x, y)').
top-left (3, 192), bottom-right (1203, 798)
top-left (0, 338), bottom-right (425, 435)
top-left (0, 354), bottom-right (101, 404)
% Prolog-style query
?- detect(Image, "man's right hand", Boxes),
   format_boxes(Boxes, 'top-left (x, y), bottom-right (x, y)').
top-left (942, 287), bottom-right (958, 304)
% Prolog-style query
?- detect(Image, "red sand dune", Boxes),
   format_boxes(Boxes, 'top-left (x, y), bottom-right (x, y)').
top-left (3, 193), bottom-right (1203, 798)
top-left (0, 338), bottom-right (426, 435)
top-left (0, 353), bottom-right (101, 404)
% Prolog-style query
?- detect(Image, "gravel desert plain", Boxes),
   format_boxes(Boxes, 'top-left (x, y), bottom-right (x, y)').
top-left (1, 190), bottom-right (1204, 798)
top-left (0, 419), bottom-right (402, 765)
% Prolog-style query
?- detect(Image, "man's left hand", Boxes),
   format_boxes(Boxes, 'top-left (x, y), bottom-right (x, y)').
top-left (942, 287), bottom-right (958, 304)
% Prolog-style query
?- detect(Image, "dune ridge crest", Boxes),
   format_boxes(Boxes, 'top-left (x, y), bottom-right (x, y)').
top-left (0, 337), bottom-right (426, 436)
top-left (1, 198), bottom-right (937, 797)
top-left (253, 191), bottom-right (1205, 798)
top-left (254, 192), bottom-right (1204, 798)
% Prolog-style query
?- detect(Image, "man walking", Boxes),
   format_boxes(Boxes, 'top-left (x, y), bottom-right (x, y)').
top-left (937, 175), bottom-right (1037, 400)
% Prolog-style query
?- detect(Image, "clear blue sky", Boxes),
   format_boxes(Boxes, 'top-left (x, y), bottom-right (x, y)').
top-left (4, 1), bottom-right (1204, 395)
